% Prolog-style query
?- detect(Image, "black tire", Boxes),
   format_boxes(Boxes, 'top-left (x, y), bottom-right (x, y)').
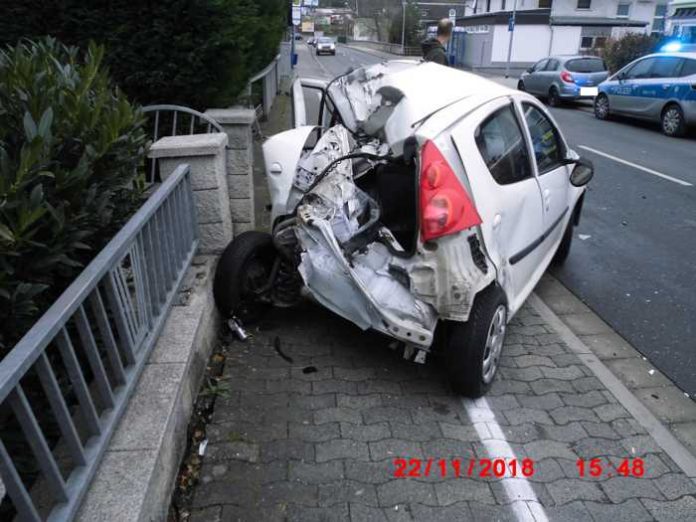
top-left (594, 93), bottom-right (610, 120)
top-left (517, 80), bottom-right (526, 91)
top-left (547, 87), bottom-right (561, 107)
top-left (661, 104), bottom-right (687, 138)
top-left (552, 217), bottom-right (574, 265)
top-left (213, 231), bottom-right (276, 322)
top-left (444, 286), bottom-right (508, 397)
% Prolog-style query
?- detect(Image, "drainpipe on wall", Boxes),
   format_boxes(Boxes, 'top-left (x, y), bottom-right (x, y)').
top-left (548, 21), bottom-right (554, 56)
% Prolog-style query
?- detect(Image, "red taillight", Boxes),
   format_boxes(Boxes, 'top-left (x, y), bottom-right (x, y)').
top-left (560, 70), bottom-right (575, 83)
top-left (419, 140), bottom-right (482, 242)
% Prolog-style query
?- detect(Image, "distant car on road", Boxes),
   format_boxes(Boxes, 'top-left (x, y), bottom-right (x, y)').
top-left (518, 55), bottom-right (609, 107)
top-left (594, 52), bottom-right (696, 137)
top-left (294, 34), bottom-right (303, 41)
top-left (316, 37), bottom-right (336, 56)
top-left (307, 37), bottom-right (315, 46)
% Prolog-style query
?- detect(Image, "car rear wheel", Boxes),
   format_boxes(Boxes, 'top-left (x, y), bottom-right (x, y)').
top-left (444, 286), bottom-right (507, 397)
top-left (662, 104), bottom-right (687, 138)
top-left (213, 231), bottom-right (276, 323)
top-left (548, 87), bottom-right (561, 107)
top-left (594, 94), bottom-right (610, 120)
top-left (517, 80), bottom-right (526, 91)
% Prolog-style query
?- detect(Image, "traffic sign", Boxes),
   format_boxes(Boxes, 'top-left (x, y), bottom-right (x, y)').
top-left (449, 8), bottom-right (457, 21)
top-left (292, 6), bottom-right (301, 26)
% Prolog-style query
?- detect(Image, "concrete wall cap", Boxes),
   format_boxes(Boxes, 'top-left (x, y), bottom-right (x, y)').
top-left (205, 108), bottom-right (256, 125)
top-left (148, 133), bottom-right (228, 158)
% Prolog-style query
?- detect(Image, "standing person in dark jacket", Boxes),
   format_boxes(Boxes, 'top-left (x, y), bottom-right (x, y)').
top-left (421, 18), bottom-right (453, 66)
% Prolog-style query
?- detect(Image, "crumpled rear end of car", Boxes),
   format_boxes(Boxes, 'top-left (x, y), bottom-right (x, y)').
top-left (273, 63), bottom-right (495, 350)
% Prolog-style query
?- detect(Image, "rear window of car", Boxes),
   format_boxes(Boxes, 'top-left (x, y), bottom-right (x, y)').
top-left (319, 38), bottom-right (333, 43)
top-left (565, 58), bottom-right (606, 73)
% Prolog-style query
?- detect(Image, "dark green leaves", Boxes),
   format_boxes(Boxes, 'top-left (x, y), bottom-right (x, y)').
top-left (0, 38), bottom-right (146, 352)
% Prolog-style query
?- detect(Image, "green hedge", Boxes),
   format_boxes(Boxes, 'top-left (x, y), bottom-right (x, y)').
top-left (601, 33), bottom-right (658, 73)
top-left (0, 0), bottom-right (287, 110)
top-left (0, 38), bottom-right (147, 352)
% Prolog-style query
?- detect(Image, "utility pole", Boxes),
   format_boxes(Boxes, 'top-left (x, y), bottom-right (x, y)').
top-left (504, 0), bottom-right (517, 78)
top-left (401, 1), bottom-right (407, 54)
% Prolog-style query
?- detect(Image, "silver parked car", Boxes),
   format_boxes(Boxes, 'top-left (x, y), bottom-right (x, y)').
top-left (594, 52), bottom-right (696, 137)
top-left (518, 55), bottom-right (609, 107)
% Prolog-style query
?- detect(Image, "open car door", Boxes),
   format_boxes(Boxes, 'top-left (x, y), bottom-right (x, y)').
top-left (291, 78), bottom-right (330, 128)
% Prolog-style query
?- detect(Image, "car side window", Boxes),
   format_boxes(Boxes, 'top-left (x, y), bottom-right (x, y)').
top-left (522, 103), bottom-right (564, 175)
top-left (650, 57), bottom-right (683, 79)
top-left (680, 59), bottom-right (696, 77)
top-left (624, 58), bottom-right (655, 79)
top-left (533, 59), bottom-right (549, 72)
top-left (475, 105), bottom-right (533, 186)
top-left (545, 59), bottom-right (559, 71)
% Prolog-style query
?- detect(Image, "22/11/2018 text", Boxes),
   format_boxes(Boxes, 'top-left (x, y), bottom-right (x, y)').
top-left (393, 458), bottom-right (535, 478)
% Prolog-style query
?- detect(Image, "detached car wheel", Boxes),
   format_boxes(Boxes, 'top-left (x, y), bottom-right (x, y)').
top-left (594, 94), bottom-right (610, 120)
top-left (213, 231), bottom-right (276, 323)
top-left (445, 286), bottom-right (507, 397)
top-left (662, 104), bottom-right (687, 138)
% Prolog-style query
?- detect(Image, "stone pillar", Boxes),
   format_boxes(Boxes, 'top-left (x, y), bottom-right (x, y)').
top-left (205, 108), bottom-right (256, 235)
top-left (149, 133), bottom-right (232, 254)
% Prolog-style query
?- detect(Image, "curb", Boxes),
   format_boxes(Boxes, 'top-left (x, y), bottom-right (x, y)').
top-left (76, 257), bottom-right (220, 521)
top-left (531, 274), bottom-right (696, 481)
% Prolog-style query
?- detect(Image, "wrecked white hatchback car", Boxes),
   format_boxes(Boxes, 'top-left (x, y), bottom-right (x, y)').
top-left (213, 61), bottom-right (593, 397)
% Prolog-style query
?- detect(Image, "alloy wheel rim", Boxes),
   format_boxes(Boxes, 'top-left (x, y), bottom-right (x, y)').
top-left (596, 97), bottom-right (608, 117)
top-left (664, 109), bottom-right (680, 134)
top-left (482, 305), bottom-right (507, 383)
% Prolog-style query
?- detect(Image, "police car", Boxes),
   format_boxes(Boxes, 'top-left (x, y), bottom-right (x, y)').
top-left (594, 52), bottom-right (696, 137)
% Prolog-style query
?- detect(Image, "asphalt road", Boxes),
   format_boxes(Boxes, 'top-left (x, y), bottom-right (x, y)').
top-left (293, 42), bottom-right (696, 396)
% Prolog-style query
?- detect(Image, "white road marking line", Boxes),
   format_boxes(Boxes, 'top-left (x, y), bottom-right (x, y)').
top-left (578, 145), bottom-right (693, 187)
top-left (462, 397), bottom-right (549, 522)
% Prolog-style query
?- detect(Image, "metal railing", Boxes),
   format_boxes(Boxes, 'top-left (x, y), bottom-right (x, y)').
top-left (347, 39), bottom-right (422, 57)
top-left (142, 105), bottom-right (226, 183)
top-left (246, 53), bottom-right (281, 121)
top-left (0, 165), bottom-right (198, 521)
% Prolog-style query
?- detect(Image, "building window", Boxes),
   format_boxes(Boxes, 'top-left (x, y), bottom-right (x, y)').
top-left (577, 0), bottom-right (591, 9)
top-left (617, 3), bottom-right (630, 18)
top-left (580, 35), bottom-right (607, 51)
top-left (652, 4), bottom-right (667, 35)
top-left (539, 0), bottom-right (552, 8)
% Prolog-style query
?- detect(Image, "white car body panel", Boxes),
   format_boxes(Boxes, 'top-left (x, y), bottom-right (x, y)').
top-left (262, 61), bottom-right (587, 347)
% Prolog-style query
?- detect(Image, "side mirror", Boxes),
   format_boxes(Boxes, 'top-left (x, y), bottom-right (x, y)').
top-left (570, 157), bottom-right (594, 187)
top-left (526, 67), bottom-right (534, 73)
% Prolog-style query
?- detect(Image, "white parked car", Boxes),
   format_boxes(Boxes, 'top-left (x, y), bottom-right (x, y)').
top-left (214, 61), bottom-right (593, 397)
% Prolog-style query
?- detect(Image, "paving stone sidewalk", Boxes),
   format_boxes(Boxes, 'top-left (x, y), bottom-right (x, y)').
top-left (186, 302), bottom-right (696, 521)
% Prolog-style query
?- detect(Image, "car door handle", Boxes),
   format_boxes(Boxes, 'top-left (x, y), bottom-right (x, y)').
top-left (543, 189), bottom-right (551, 211)
top-left (493, 214), bottom-right (502, 229)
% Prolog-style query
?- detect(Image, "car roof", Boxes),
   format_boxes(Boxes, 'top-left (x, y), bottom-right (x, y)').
top-left (555, 55), bottom-right (603, 60)
top-left (639, 52), bottom-right (696, 60)
top-left (381, 61), bottom-right (512, 104)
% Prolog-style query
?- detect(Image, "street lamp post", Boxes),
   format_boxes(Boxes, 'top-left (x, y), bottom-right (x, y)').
top-left (504, 0), bottom-right (517, 78)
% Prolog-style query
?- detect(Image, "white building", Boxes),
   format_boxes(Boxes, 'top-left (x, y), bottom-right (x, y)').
top-left (457, 0), bottom-right (669, 72)
top-left (666, 0), bottom-right (696, 42)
